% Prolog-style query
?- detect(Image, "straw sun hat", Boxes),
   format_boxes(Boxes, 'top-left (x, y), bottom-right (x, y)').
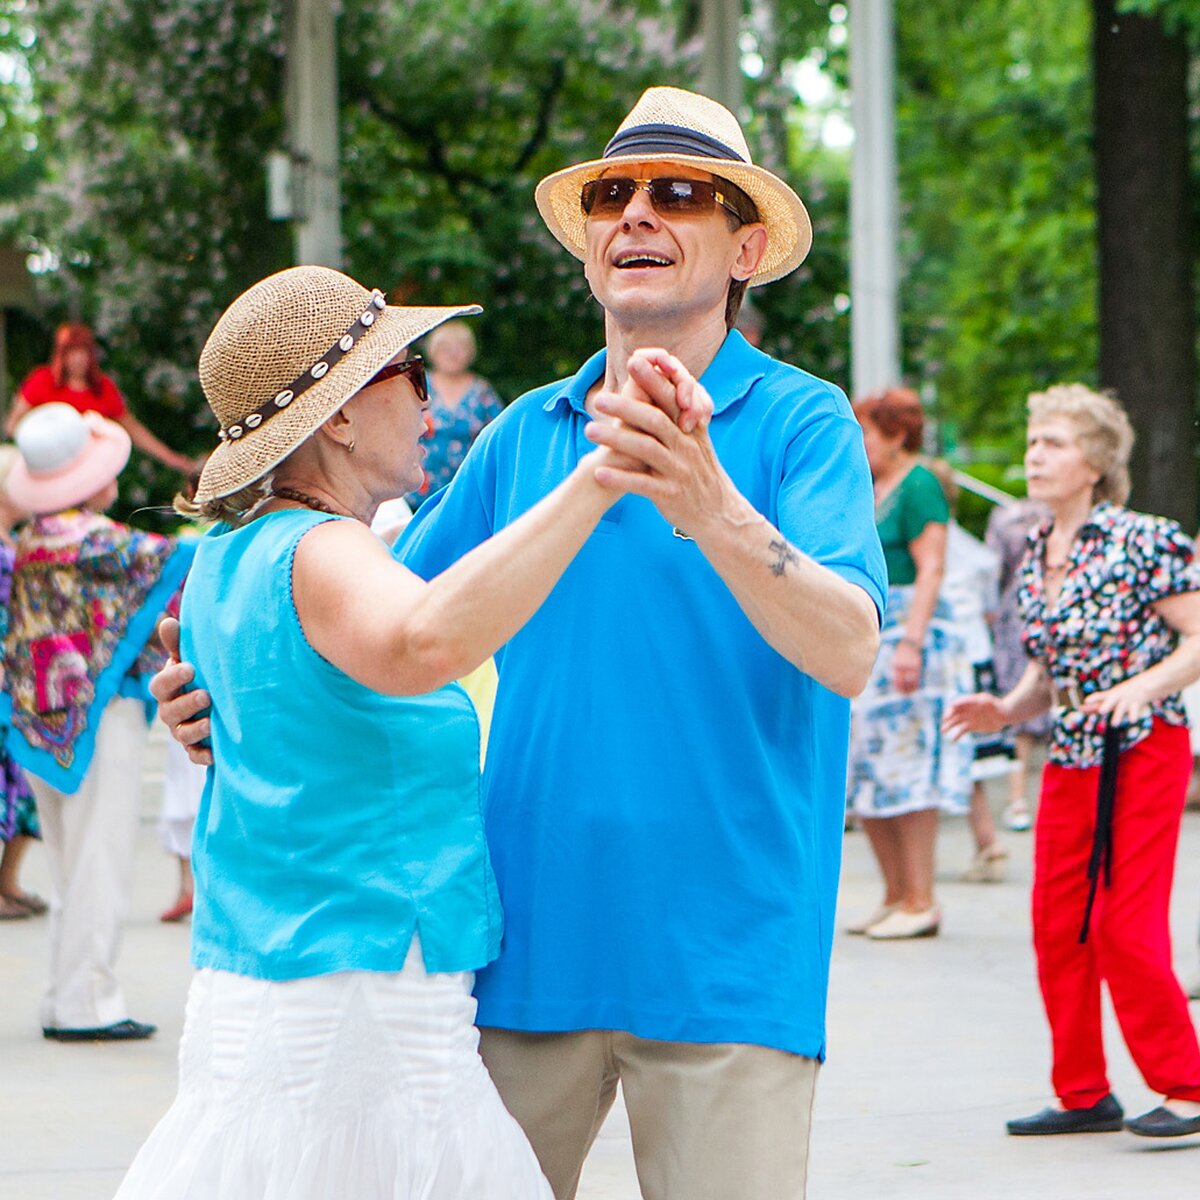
top-left (535, 86), bottom-right (812, 286)
top-left (7, 403), bottom-right (132, 515)
top-left (194, 266), bottom-right (480, 503)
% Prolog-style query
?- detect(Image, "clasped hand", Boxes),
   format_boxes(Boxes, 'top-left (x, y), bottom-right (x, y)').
top-left (584, 348), bottom-right (728, 536)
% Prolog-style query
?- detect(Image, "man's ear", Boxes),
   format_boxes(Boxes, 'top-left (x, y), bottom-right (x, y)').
top-left (731, 225), bottom-right (769, 283)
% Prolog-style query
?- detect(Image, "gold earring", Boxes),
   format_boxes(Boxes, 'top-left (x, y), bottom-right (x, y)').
top-left (347, 439), bottom-right (355, 453)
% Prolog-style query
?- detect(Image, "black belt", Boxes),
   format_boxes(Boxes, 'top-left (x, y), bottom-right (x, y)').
top-left (1078, 723), bottom-right (1122, 944)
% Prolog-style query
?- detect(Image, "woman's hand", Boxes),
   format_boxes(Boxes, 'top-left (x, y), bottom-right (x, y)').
top-left (1082, 676), bottom-right (1157, 726)
top-left (150, 617), bottom-right (214, 765)
top-left (943, 692), bottom-right (1010, 739)
top-left (891, 638), bottom-right (922, 694)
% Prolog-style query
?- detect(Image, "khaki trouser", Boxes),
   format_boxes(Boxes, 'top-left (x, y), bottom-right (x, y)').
top-left (29, 697), bottom-right (148, 1030)
top-left (479, 1027), bottom-right (819, 1200)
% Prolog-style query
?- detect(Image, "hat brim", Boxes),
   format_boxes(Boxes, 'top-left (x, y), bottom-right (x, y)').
top-left (5, 417), bottom-right (132, 514)
top-left (534, 154), bottom-right (813, 286)
top-left (194, 302), bottom-right (481, 504)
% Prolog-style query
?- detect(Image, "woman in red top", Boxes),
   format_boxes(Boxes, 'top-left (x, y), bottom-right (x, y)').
top-left (9, 323), bottom-right (197, 476)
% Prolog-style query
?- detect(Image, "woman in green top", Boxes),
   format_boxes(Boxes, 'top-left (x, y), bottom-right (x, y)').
top-left (846, 388), bottom-right (972, 939)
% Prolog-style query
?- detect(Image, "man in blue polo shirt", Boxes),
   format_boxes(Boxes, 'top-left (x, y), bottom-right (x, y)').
top-left (396, 87), bottom-right (884, 1199)
top-left (158, 87), bottom-right (885, 1198)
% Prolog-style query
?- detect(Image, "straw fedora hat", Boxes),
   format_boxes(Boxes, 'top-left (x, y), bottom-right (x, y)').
top-left (6, 403), bottom-right (132, 515)
top-left (535, 86), bottom-right (812, 286)
top-left (194, 266), bottom-right (480, 503)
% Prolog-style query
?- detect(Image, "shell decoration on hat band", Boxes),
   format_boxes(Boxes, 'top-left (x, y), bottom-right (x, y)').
top-left (217, 290), bottom-right (388, 444)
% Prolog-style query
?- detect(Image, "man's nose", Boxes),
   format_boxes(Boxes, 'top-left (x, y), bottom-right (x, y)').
top-left (620, 185), bottom-right (659, 226)
top-left (422, 413), bottom-right (435, 439)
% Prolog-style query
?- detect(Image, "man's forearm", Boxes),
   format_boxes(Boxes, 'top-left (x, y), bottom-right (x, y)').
top-left (692, 488), bottom-right (879, 697)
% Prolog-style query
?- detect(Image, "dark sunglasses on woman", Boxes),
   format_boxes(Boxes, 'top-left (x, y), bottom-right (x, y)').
top-left (365, 355), bottom-right (427, 404)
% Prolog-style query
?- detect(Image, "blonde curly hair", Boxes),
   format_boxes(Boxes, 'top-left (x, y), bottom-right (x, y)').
top-left (1026, 384), bottom-right (1134, 505)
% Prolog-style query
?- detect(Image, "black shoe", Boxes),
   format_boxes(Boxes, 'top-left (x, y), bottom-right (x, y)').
top-left (42, 1019), bottom-right (157, 1042)
top-left (1125, 1106), bottom-right (1200, 1138)
top-left (1007, 1094), bottom-right (1124, 1135)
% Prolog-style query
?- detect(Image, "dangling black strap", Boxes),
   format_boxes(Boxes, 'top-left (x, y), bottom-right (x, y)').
top-left (1078, 723), bottom-right (1122, 944)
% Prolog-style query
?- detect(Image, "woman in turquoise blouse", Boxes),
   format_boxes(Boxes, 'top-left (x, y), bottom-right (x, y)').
top-left (846, 388), bottom-right (971, 940)
top-left (114, 266), bottom-right (703, 1200)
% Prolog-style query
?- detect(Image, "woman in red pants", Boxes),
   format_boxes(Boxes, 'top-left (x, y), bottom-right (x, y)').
top-left (946, 383), bottom-right (1200, 1139)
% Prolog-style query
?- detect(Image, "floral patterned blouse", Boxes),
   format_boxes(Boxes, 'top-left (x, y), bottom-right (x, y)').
top-left (405, 375), bottom-right (504, 508)
top-left (1018, 501), bottom-right (1198, 768)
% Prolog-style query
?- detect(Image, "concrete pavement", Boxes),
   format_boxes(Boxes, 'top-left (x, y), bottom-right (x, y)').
top-left (3, 731), bottom-right (1200, 1198)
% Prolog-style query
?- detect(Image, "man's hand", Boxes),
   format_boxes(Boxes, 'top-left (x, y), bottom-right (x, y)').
top-left (586, 350), bottom-right (727, 536)
top-left (151, 617), bottom-right (214, 766)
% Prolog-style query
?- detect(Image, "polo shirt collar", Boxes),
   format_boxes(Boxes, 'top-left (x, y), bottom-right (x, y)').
top-left (542, 330), bottom-right (767, 418)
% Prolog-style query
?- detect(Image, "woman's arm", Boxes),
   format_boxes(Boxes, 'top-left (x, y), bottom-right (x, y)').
top-left (1082, 590), bottom-right (1200, 725)
top-left (943, 659), bottom-right (1052, 739)
top-left (891, 520), bottom-right (946, 694)
top-left (5, 395), bottom-right (30, 436)
top-left (116, 411), bottom-right (197, 474)
top-left (293, 456), bottom-right (618, 695)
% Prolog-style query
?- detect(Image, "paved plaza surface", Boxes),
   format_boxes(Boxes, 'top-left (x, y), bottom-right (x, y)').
top-left (3, 730), bottom-right (1200, 1198)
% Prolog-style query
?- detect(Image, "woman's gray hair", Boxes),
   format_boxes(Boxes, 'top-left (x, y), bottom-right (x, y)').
top-left (1027, 383), bottom-right (1134, 505)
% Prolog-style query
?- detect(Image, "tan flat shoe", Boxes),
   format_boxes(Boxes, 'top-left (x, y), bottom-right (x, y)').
top-left (867, 906), bottom-right (941, 939)
top-left (846, 903), bottom-right (897, 935)
top-left (961, 844), bottom-right (1009, 884)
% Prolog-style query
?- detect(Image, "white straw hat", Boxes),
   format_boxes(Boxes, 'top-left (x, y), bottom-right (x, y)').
top-left (6, 404), bottom-right (131, 515)
top-left (535, 86), bottom-right (812, 286)
top-left (194, 266), bottom-right (480, 503)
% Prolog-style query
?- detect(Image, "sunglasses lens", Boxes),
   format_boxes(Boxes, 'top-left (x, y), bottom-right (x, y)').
top-left (649, 179), bottom-right (714, 212)
top-left (582, 178), bottom-right (636, 215)
top-left (365, 355), bottom-right (426, 402)
top-left (409, 358), bottom-right (427, 405)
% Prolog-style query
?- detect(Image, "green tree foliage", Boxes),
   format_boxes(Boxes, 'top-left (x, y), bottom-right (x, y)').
top-left (0, 0), bottom-right (1126, 525)
top-left (894, 0), bottom-right (1097, 474)
top-left (3, 0), bottom-right (291, 521)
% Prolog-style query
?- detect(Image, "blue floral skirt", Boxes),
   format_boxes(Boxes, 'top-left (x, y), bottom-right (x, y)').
top-left (847, 585), bottom-right (974, 818)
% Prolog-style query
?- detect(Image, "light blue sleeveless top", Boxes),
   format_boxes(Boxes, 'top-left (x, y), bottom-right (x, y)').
top-left (180, 508), bottom-right (501, 981)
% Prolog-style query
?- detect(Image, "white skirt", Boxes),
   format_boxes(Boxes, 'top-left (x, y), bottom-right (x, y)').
top-left (114, 943), bottom-right (551, 1200)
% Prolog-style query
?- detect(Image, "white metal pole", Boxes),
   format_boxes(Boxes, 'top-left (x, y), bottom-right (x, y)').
top-left (848, 0), bottom-right (900, 397)
top-left (284, 0), bottom-right (343, 268)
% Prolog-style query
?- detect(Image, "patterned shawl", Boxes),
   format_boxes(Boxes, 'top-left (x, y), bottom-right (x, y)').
top-left (1, 509), bottom-right (194, 793)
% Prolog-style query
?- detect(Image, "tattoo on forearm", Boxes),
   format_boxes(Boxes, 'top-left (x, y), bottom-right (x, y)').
top-left (769, 538), bottom-right (799, 577)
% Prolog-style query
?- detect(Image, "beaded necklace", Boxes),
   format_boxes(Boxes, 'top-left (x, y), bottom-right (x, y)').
top-left (271, 486), bottom-right (351, 519)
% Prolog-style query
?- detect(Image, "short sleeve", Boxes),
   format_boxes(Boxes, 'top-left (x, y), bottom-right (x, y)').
top-left (898, 466), bottom-right (949, 545)
top-left (17, 366), bottom-right (53, 406)
top-left (1127, 515), bottom-right (1198, 605)
top-left (777, 411), bottom-right (887, 622)
top-left (95, 374), bottom-right (127, 418)
top-left (475, 379), bottom-right (504, 424)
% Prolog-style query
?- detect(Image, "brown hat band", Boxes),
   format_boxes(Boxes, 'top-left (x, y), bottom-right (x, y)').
top-left (217, 289), bottom-right (388, 444)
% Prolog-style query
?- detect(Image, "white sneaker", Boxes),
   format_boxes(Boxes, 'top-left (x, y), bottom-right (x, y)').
top-left (1003, 803), bottom-right (1033, 832)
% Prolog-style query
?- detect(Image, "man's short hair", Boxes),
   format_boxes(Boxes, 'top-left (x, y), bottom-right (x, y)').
top-left (718, 176), bottom-right (761, 330)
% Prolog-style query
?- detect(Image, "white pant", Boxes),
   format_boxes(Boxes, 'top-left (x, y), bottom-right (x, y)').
top-left (29, 696), bottom-right (148, 1030)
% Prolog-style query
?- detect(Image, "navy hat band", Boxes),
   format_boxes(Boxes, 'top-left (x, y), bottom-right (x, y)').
top-left (603, 123), bottom-right (747, 164)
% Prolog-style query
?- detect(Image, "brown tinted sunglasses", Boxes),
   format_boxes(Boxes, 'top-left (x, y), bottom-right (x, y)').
top-left (364, 354), bottom-right (427, 403)
top-left (581, 176), bottom-right (741, 221)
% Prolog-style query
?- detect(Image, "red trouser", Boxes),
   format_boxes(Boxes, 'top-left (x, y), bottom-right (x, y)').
top-left (1034, 719), bottom-right (1200, 1108)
